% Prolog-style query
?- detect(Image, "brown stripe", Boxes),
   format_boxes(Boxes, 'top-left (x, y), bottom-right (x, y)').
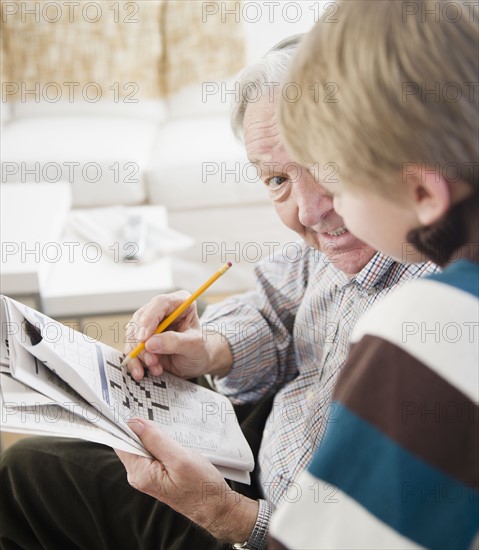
top-left (334, 335), bottom-right (479, 488)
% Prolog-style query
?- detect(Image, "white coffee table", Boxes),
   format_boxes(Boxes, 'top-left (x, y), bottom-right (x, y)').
top-left (0, 182), bottom-right (71, 303)
top-left (41, 205), bottom-right (175, 317)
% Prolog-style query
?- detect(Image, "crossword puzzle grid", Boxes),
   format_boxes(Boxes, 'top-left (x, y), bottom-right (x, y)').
top-left (104, 353), bottom-right (172, 425)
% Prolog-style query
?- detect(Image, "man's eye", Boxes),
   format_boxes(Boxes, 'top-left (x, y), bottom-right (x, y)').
top-left (266, 176), bottom-right (287, 189)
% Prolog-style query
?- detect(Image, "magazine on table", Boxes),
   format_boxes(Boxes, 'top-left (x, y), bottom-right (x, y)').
top-left (0, 295), bottom-right (254, 484)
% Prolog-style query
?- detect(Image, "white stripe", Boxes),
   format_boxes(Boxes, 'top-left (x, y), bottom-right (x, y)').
top-left (351, 279), bottom-right (479, 403)
top-left (270, 470), bottom-right (422, 550)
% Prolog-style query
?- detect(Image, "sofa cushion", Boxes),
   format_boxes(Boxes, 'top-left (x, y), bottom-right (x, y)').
top-left (1, 116), bottom-right (158, 207)
top-left (1, 101), bottom-right (12, 125)
top-left (145, 115), bottom-right (269, 210)
top-left (10, 99), bottom-right (168, 123)
top-left (166, 83), bottom-right (230, 120)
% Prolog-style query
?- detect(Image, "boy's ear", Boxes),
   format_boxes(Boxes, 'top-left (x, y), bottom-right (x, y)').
top-left (406, 167), bottom-right (451, 226)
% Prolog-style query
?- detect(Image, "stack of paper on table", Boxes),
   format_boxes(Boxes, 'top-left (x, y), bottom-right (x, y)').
top-left (0, 295), bottom-right (254, 483)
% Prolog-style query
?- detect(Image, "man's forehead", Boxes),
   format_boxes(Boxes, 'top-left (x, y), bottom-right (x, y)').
top-left (243, 99), bottom-right (283, 160)
top-left (243, 96), bottom-right (278, 133)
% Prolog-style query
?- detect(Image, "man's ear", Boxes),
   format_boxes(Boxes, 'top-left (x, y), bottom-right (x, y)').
top-left (406, 167), bottom-right (451, 226)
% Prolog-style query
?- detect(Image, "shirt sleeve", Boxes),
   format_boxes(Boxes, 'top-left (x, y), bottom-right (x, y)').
top-left (200, 245), bottom-right (313, 404)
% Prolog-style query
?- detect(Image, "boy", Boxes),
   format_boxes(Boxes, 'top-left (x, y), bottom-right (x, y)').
top-left (271, 1), bottom-right (478, 548)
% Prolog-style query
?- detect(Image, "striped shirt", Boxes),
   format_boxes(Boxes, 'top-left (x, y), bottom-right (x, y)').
top-left (270, 258), bottom-right (479, 549)
top-left (202, 245), bottom-right (438, 509)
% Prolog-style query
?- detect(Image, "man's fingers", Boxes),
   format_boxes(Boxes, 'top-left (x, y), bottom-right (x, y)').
top-left (138, 291), bottom-right (193, 337)
top-left (124, 293), bottom-right (186, 350)
top-left (124, 291), bottom-right (196, 354)
top-left (122, 291), bottom-right (201, 380)
top-left (127, 360), bottom-right (145, 381)
top-left (122, 348), bottom-right (163, 380)
top-left (142, 353), bottom-right (164, 376)
top-left (145, 330), bottom-right (199, 356)
top-left (122, 346), bottom-right (146, 380)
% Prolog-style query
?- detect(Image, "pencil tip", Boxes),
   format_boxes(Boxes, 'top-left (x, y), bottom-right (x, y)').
top-left (120, 357), bottom-right (129, 368)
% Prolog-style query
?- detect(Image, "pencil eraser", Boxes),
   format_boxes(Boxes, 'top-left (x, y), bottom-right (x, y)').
top-left (227, 261), bottom-right (232, 267)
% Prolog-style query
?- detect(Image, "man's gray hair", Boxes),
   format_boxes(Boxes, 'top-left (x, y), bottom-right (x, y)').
top-left (230, 34), bottom-right (304, 141)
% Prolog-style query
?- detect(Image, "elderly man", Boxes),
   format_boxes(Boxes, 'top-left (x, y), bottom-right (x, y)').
top-left (0, 37), bottom-right (436, 550)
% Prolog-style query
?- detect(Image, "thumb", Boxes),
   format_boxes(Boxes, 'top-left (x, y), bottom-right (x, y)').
top-left (127, 418), bottom-right (184, 466)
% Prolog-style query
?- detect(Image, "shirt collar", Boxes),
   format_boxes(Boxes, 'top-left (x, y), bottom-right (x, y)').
top-left (353, 252), bottom-right (397, 290)
top-left (327, 252), bottom-right (397, 291)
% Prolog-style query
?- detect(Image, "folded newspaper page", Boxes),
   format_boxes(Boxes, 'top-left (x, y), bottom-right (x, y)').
top-left (0, 295), bottom-right (254, 483)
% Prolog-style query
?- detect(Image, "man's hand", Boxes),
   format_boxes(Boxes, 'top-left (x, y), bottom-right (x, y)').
top-left (123, 291), bottom-right (233, 381)
top-left (115, 419), bottom-right (258, 543)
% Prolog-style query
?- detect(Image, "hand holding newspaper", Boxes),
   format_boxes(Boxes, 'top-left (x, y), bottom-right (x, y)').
top-left (0, 295), bottom-right (254, 483)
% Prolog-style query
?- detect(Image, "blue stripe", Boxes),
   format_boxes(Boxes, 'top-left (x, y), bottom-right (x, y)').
top-left (427, 260), bottom-right (478, 298)
top-left (95, 344), bottom-right (110, 405)
top-left (309, 403), bottom-right (479, 550)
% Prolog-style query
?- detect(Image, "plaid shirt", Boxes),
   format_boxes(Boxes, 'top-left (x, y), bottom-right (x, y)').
top-left (202, 246), bottom-right (438, 509)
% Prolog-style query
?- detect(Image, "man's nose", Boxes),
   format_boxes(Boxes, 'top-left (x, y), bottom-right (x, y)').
top-left (296, 181), bottom-right (331, 227)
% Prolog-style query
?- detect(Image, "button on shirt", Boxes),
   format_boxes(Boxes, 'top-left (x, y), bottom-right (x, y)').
top-left (202, 246), bottom-right (438, 509)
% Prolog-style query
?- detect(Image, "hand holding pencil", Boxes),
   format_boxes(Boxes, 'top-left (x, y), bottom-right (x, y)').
top-left (122, 263), bottom-right (233, 378)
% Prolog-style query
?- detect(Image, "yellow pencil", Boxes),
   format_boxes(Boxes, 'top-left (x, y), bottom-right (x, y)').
top-left (120, 262), bottom-right (232, 368)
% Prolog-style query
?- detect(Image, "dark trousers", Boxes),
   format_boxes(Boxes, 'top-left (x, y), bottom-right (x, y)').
top-left (0, 393), bottom-right (275, 550)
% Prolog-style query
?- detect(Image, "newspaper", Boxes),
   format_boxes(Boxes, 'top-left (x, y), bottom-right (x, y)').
top-left (0, 295), bottom-right (254, 483)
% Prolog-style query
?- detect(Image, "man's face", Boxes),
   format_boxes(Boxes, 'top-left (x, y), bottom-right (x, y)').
top-left (243, 97), bottom-right (376, 276)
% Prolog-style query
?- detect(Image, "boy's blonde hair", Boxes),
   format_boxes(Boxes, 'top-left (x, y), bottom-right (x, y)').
top-left (280, 0), bottom-right (479, 197)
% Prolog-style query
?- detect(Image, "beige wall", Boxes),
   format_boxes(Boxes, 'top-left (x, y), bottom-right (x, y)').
top-left (1, 0), bottom-right (245, 102)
